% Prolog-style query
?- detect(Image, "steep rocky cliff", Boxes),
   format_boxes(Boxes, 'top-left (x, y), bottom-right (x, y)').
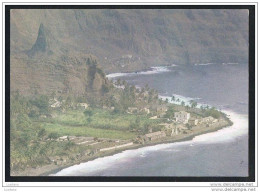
top-left (11, 23), bottom-right (110, 96)
top-left (10, 9), bottom-right (249, 95)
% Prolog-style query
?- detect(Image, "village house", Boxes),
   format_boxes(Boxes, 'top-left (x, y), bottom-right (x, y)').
top-left (171, 127), bottom-right (180, 136)
top-left (156, 106), bottom-right (168, 113)
top-left (57, 136), bottom-right (69, 141)
top-left (189, 118), bottom-right (199, 126)
top-left (145, 131), bottom-right (166, 141)
top-left (199, 116), bottom-right (217, 124)
top-left (127, 107), bottom-right (138, 113)
top-left (77, 103), bottom-right (88, 109)
top-left (174, 111), bottom-right (190, 124)
top-left (50, 98), bottom-right (61, 108)
top-left (141, 107), bottom-right (150, 114)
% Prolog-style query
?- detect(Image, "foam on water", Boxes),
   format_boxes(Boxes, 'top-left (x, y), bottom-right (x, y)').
top-left (52, 109), bottom-right (248, 176)
top-left (106, 66), bottom-right (172, 79)
top-left (192, 110), bottom-right (248, 144)
top-left (107, 62), bottom-right (241, 79)
top-left (194, 62), bottom-right (240, 66)
top-left (159, 94), bottom-right (208, 108)
top-left (194, 63), bottom-right (215, 66)
top-left (222, 62), bottom-right (239, 65)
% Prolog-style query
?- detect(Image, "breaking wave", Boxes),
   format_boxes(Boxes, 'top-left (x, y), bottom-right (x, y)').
top-left (159, 94), bottom-right (208, 108)
top-left (194, 63), bottom-right (215, 66)
top-left (106, 66), bottom-right (172, 79)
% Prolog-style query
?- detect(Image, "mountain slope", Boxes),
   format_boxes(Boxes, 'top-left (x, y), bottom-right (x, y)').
top-left (11, 9), bottom-right (248, 71)
top-left (10, 9), bottom-right (249, 95)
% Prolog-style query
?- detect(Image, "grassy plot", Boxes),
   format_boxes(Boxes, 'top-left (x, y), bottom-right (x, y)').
top-left (43, 123), bottom-right (137, 140)
top-left (51, 109), bottom-right (162, 130)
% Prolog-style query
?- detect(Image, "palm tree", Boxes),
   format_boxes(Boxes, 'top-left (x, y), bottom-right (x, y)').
top-left (191, 101), bottom-right (198, 108)
top-left (145, 84), bottom-right (150, 91)
top-left (181, 101), bottom-right (185, 106)
top-left (171, 96), bottom-right (175, 102)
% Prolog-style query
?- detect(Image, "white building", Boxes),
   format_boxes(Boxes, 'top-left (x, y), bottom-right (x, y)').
top-left (171, 128), bottom-right (179, 136)
top-left (142, 107), bottom-right (150, 114)
top-left (189, 118), bottom-right (199, 126)
top-left (174, 111), bottom-right (190, 124)
top-left (77, 103), bottom-right (88, 109)
top-left (50, 100), bottom-right (61, 108)
top-left (145, 131), bottom-right (166, 141)
top-left (199, 116), bottom-right (217, 124)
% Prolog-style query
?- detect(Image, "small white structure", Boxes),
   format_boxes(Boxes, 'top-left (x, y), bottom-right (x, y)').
top-left (77, 103), bottom-right (88, 109)
top-left (199, 116), bottom-right (215, 124)
top-left (51, 100), bottom-right (61, 108)
top-left (127, 107), bottom-right (138, 113)
top-left (57, 136), bottom-right (69, 141)
top-left (189, 118), bottom-right (199, 126)
top-left (174, 111), bottom-right (190, 124)
top-left (142, 107), bottom-right (150, 114)
top-left (171, 128), bottom-right (179, 136)
top-left (156, 106), bottom-right (168, 113)
top-left (122, 54), bottom-right (133, 59)
top-left (145, 131), bottom-right (166, 141)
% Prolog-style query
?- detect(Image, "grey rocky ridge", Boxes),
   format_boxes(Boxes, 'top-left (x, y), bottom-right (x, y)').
top-left (10, 9), bottom-right (248, 96)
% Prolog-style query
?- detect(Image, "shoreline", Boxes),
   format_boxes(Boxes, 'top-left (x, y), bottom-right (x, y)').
top-left (11, 118), bottom-right (232, 176)
top-left (11, 64), bottom-right (237, 177)
top-left (106, 65), bottom-right (175, 79)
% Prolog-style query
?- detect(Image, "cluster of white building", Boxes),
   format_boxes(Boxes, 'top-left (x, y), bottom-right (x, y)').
top-left (174, 111), bottom-right (190, 124)
top-left (173, 111), bottom-right (217, 125)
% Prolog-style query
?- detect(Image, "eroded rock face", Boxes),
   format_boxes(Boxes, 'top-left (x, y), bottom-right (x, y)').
top-left (28, 23), bottom-right (47, 56)
top-left (11, 50), bottom-right (110, 98)
top-left (92, 72), bottom-right (104, 92)
top-left (11, 22), bottom-right (110, 97)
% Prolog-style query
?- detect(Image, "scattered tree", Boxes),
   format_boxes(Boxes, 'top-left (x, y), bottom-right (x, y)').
top-left (84, 109), bottom-right (94, 123)
top-left (48, 132), bottom-right (59, 140)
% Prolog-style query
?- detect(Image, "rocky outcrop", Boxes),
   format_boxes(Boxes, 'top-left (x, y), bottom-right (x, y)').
top-left (29, 23), bottom-right (47, 53)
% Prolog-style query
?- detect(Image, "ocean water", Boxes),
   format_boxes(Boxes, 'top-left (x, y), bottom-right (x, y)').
top-left (54, 63), bottom-right (249, 176)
